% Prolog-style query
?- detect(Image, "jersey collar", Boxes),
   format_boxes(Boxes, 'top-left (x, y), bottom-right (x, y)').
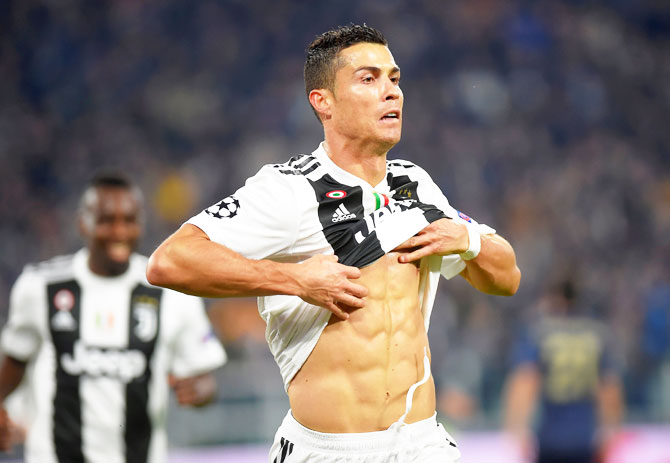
top-left (313, 142), bottom-right (390, 193)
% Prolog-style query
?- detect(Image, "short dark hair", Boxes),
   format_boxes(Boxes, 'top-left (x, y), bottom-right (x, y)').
top-left (79, 171), bottom-right (143, 220)
top-left (304, 24), bottom-right (387, 121)
top-left (88, 171), bottom-right (134, 190)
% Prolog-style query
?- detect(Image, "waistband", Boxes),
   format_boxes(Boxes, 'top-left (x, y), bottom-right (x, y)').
top-left (278, 411), bottom-right (440, 453)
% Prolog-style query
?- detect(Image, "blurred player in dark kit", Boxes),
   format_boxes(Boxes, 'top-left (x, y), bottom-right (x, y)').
top-left (503, 277), bottom-right (624, 463)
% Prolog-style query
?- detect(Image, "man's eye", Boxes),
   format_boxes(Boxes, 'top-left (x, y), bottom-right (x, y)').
top-left (362, 76), bottom-right (374, 83)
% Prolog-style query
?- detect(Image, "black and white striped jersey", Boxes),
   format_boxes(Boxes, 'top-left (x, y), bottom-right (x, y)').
top-left (188, 142), bottom-right (494, 390)
top-left (1, 249), bottom-right (227, 463)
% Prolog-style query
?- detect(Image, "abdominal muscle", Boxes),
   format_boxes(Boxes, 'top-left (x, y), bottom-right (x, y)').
top-left (288, 252), bottom-right (435, 433)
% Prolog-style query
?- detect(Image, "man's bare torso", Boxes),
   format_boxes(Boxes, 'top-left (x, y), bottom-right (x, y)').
top-left (288, 251), bottom-right (434, 433)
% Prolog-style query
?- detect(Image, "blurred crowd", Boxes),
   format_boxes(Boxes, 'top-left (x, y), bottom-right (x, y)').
top-left (1, 0), bottom-right (669, 442)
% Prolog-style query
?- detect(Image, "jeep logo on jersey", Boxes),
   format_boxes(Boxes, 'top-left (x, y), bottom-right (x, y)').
top-left (133, 303), bottom-right (158, 342)
top-left (61, 340), bottom-right (146, 383)
top-left (205, 195), bottom-right (240, 219)
top-left (354, 200), bottom-right (415, 244)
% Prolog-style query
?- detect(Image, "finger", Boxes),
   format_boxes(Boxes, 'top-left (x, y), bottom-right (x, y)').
top-left (392, 238), bottom-right (415, 251)
top-left (343, 281), bottom-right (368, 299)
top-left (407, 233), bottom-right (434, 247)
top-left (324, 302), bottom-right (350, 320)
top-left (177, 390), bottom-right (196, 405)
top-left (338, 264), bottom-right (362, 279)
top-left (398, 246), bottom-right (433, 263)
top-left (336, 292), bottom-right (366, 309)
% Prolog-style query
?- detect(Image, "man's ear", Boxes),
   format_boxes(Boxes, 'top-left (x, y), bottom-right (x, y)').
top-left (77, 213), bottom-right (91, 238)
top-left (309, 89), bottom-right (333, 121)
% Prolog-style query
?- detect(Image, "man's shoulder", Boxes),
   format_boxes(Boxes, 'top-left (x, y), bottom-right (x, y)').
top-left (21, 252), bottom-right (77, 283)
top-left (387, 158), bottom-right (419, 169)
top-left (386, 158), bottom-right (427, 177)
top-left (264, 153), bottom-right (321, 178)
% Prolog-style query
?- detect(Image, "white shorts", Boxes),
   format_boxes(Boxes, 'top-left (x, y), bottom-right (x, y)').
top-left (268, 411), bottom-right (461, 463)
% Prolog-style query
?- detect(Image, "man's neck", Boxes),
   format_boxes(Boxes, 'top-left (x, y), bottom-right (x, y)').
top-left (87, 253), bottom-right (130, 277)
top-left (323, 139), bottom-right (390, 187)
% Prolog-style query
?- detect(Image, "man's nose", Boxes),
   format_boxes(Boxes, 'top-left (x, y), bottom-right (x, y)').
top-left (384, 78), bottom-right (401, 100)
top-left (110, 220), bottom-right (132, 239)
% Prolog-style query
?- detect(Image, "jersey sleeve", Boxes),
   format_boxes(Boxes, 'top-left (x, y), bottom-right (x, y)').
top-left (409, 162), bottom-right (497, 279)
top-left (1, 269), bottom-right (44, 361)
top-left (164, 290), bottom-right (227, 378)
top-left (187, 166), bottom-right (299, 260)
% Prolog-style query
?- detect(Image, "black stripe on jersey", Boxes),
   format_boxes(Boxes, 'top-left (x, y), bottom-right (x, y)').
top-left (390, 174), bottom-right (451, 222)
top-left (309, 172), bottom-right (449, 268)
top-left (48, 280), bottom-right (85, 463)
top-left (277, 155), bottom-right (319, 176)
top-left (125, 285), bottom-right (162, 463)
top-left (307, 174), bottom-right (382, 267)
top-left (387, 160), bottom-right (417, 169)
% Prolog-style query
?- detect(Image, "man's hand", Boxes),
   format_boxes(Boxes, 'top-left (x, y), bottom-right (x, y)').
top-left (169, 372), bottom-right (217, 407)
top-left (395, 219), bottom-right (468, 263)
top-left (0, 407), bottom-right (23, 453)
top-left (0, 407), bottom-right (10, 452)
top-left (293, 255), bottom-right (368, 320)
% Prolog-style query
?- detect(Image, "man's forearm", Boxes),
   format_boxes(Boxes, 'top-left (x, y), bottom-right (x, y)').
top-left (147, 225), bottom-right (303, 298)
top-left (147, 224), bottom-right (367, 318)
top-left (461, 234), bottom-right (521, 296)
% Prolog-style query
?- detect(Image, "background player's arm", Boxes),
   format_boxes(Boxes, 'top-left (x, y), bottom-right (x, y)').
top-left (397, 219), bottom-right (520, 296)
top-left (168, 372), bottom-right (217, 407)
top-left (502, 363), bottom-right (540, 459)
top-left (0, 356), bottom-right (27, 452)
top-left (596, 373), bottom-right (624, 457)
top-left (147, 224), bottom-right (368, 320)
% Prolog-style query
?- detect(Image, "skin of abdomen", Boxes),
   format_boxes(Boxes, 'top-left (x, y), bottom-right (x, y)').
top-left (288, 252), bottom-right (436, 433)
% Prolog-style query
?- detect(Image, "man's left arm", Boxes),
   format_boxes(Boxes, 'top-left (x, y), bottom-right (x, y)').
top-left (169, 372), bottom-right (217, 407)
top-left (460, 233), bottom-right (521, 296)
top-left (397, 218), bottom-right (521, 296)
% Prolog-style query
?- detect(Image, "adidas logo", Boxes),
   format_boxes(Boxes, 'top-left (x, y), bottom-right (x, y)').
top-left (332, 204), bottom-right (356, 222)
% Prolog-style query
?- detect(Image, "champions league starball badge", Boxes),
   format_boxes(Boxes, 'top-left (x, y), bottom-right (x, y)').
top-left (205, 195), bottom-right (240, 219)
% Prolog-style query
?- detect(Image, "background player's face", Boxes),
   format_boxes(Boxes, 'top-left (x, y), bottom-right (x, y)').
top-left (79, 187), bottom-right (142, 276)
top-left (329, 43), bottom-right (403, 151)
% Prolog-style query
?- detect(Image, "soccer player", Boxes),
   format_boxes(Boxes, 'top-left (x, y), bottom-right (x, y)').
top-left (503, 278), bottom-right (624, 463)
top-left (0, 173), bottom-right (227, 463)
top-left (147, 24), bottom-right (521, 462)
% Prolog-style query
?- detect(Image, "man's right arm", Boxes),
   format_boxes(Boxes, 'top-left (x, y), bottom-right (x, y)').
top-left (147, 224), bottom-right (367, 320)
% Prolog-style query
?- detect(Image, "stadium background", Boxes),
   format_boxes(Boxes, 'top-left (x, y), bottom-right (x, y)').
top-left (1, 0), bottom-right (669, 461)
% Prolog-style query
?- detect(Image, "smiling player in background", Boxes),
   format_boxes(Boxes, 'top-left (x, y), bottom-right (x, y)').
top-left (0, 173), bottom-right (226, 463)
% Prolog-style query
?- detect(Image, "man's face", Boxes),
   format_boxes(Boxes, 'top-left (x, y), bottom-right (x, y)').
top-left (329, 43), bottom-right (403, 150)
top-left (79, 187), bottom-right (142, 276)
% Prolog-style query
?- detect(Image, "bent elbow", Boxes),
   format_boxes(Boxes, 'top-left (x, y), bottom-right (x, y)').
top-left (500, 266), bottom-right (522, 297)
top-left (146, 250), bottom-right (171, 288)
